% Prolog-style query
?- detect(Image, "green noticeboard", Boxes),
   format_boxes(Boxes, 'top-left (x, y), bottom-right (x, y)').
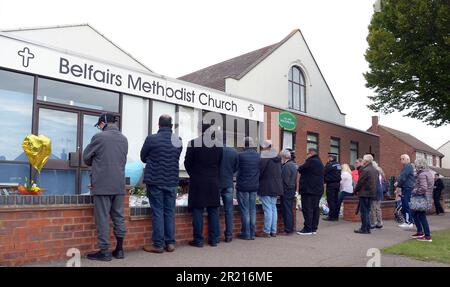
top-left (279, 111), bottom-right (297, 131)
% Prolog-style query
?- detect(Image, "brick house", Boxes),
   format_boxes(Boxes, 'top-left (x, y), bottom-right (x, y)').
top-left (367, 116), bottom-right (444, 179)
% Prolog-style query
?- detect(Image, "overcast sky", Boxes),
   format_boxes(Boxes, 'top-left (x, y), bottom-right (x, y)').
top-left (1, 0), bottom-right (448, 149)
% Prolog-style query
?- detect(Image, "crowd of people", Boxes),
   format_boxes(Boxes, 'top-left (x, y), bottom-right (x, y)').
top-left (82, 113), bottom-right (445, 261)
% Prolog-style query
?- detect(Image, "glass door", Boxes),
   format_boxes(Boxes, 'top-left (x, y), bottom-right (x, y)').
top-left (35, 106), bottom-right (104, 195)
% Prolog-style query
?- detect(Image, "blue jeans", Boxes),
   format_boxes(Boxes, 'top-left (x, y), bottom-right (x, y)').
top-left (221, 187), bottom-right (234, 239)
top-left (237, 191), bottom-right (257, 239)
top-left (412, 211), bottom-right (430, 237)
top-left (401, 187), bottom-right (413, 224)
top-left (359, 197), bottom-right (372, 232)
top-left (337, 191), bottom-right (353, 218)
top-left (260, 196), bottom-right (278, 234)
top-left (147, 185), bottom-right (177, 248)
top-left (192, 207), bottom-right (220, 244)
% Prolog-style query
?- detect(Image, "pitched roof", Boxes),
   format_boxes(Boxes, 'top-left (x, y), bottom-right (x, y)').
top-left (178, 42), bottom-right (280, 91)
top-left (379, 125), bottom-right (444, 156)
top-left (430, 167), bottom-right (450, 178)
top-left (438, 140), bottom-right (450, 151)
top-left (1, 23), bottom-right (153, 72)
top-left (178, 29), bottom-right (345, 116)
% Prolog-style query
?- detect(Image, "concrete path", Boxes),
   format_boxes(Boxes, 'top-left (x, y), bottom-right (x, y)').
top-left (28, 212), bottom-right (450, 267)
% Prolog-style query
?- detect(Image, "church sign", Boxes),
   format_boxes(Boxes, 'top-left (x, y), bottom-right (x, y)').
top-left (279, 111), bottom-right (297, 131)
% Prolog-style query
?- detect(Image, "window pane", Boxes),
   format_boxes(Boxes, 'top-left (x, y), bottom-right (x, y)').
top-left (38, 78), bottom-right (119, 112)
top-left (152, 101), bottom-right (176, 134)
top-left (283, 131), bottom-right (293, 150)
top-left (300, 85), bottom-right (306, 112)
top-left (36, 169), bottom-right (76, 195)
top-left (288, 83), bottom-right (293, 108)
top-left (307, 142), bottom-right (318, 152)
top-left (82, 115), bottom-right (100, 151)
top-left (350, 150), bottom-right (357, 165)
top-left (330, 147), bottom-right (339, 154)
top-left (331, 138), bottom-right (340, 146)
top-left (80, 170), bottom-right (91, 195)
top-left (178, 107), bottom-right (199, 170)
top-left (307, 134), bottom-right (317, 142)
top-left (293, 67), bottom-right (300, 83)
top-left (288, 67), bottom-right (293, 81)
top-left (0, 70), bottom-right (34, 161)
top-left (293, 83), bottom-right (300, 110)
top-left (39, 109), bottom-right (78, 160)
top-left (122, 95), bottom-right (149, 163)
top-left (0, 163), bottom-right (30, 184)
top-left (299, 71), bottom-right (305, 85)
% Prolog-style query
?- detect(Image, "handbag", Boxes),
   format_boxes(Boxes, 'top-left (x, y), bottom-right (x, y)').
top-left (409, 195), bottom-right (429, 212)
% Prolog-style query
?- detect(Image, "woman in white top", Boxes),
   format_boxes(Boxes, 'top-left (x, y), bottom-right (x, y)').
top-left (337, 164), bottom-right (354, 217)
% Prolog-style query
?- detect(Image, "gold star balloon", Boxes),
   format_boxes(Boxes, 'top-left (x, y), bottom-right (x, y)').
top-left (22, 134), bottom-right (52, 173)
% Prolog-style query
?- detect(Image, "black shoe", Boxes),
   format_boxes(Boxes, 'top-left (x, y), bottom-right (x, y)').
top-left (208, 242), bottom-right (218, 247)
top-left (112, 249), bottom-right (124, 259)
top-left (225, 237), bottom-right (232, 243)
top-left (188, 240), bottom-right (204, 248)
top-left (354, 229), bottom-right (370, 234)
top-left (87, 250), bottom-right (112, 261)
top-left (375, 225), bottom-right (383, 229)
top-left (238, 235), bottom-right (251, 240)
top-left (322, 217), bottom-right (336, 221)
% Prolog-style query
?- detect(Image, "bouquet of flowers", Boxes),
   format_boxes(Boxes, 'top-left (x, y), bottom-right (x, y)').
top-left (18, 177), bottom-right (45, 195)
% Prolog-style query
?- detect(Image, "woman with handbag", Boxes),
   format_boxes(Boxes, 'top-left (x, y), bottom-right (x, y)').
top-left (410, 158), bottom-right (434, 242)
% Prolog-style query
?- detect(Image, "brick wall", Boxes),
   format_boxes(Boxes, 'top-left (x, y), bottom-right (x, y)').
top-left (342, 197), bottom-right (395, 222)
top-left (0, 196), bottom-right (288, 266)
top-left (264, 106), bottom-right (380, 166)
top-left (367, 125), bottom-right (415, 179)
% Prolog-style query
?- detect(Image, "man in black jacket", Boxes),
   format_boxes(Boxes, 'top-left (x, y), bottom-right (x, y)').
top-left (354, 154), bottom-right (377, 234)
top-left (433, 173), bottom-right (445, 215)
top-left (297, 148), bottom-right (324, 235)
top-left (323, 153), bottom-right (341, 221)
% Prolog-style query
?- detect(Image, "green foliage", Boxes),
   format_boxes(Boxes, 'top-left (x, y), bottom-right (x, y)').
top-left (364, 0), bottom-right (450, 127)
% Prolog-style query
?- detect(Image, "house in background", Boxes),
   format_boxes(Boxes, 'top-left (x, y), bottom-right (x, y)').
top-left (438, 140), bottom-right (450, 169)
top-left (368, 116), bottom-right (445, 179)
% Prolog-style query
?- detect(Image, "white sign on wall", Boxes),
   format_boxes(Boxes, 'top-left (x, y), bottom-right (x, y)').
top-left (0, 34), bottom-right (264, 122)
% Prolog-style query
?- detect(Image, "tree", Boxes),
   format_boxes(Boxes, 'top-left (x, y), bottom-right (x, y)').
top-left (364, 0), bottom-right (450, 127)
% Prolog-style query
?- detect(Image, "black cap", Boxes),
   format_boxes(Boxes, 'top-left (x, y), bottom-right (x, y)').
top-left (328, 152), bottom-right (338, 158)
top-left (95, 113), bottom-right (116, 127)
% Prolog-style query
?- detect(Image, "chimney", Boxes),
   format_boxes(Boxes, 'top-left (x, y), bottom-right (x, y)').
top-left (372, 116), bottom-right (379, 127)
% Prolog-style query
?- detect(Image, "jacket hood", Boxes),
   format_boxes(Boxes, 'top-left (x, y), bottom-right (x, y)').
top-left (261, 148), bottom-right (279, 159)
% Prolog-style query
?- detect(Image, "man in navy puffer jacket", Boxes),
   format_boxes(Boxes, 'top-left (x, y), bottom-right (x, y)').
top-left (140, 115), bottom-right (182, 253)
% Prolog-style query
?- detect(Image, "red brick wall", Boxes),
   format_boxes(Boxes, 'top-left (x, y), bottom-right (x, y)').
top-left (264, 106), bottom-right (380, 166)
top-left (0, 196), bottom-right (288, 266)
top-left (342, 198), bottom-right (395, 222)
top-left (367, 125), bottom-right (416, 179)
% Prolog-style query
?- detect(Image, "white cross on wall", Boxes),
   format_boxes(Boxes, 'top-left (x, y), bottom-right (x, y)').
top-left (18, 47), bottom-right (35, 67)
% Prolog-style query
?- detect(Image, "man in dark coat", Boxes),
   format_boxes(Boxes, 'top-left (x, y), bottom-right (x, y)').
top-left (354, 154), bottom-right (378, 234)
top-left (297, 148), bottom-right (324, 235)
top-left (219, 145), bottom-right (239, 242)
top-left (280, 149), bottom-right (298, 235)
top-left (236, 137), bottom-right (260, 240)
top-left (257, 140), bottom-right (283, 237)
top-left (323, 153), bottom-right (341, 221)
top-left (395, 154), bottom-right (415, 227)
top-left (83, 113), bottom-right (128, 261)
top-left (184, 124), bottom-right (223, 247)
top-left (433, 173), bottom-right (445, 215)
top-left (140, 115), bottom-right (182, 253)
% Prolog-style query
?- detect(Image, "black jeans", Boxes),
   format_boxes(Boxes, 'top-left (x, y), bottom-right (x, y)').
top-left (280, 188), bottom-right (295, 233)
top-left (433, 190), bottom-right (445, 214)
top-left (326, 184), bottom-right (340, 219)
top-left (359, 197), bottom-right (372, 232)
top-left (301, 194), bottom-right (322, 232)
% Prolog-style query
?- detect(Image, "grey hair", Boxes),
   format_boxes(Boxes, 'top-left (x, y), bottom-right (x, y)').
top-left (415, 158), bottom-right (428, 170)
top-left (280, 149), bottom-right (291, 159)
top-left (363, 154), bottom-right (374, 163)
top-left (372, 161), bottom-right (385, 177)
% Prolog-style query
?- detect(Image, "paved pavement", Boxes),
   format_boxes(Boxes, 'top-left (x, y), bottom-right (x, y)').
top-left (28, 212), bottom-right (450, 267)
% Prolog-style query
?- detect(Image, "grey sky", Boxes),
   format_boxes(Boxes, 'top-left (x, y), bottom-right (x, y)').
top-left (1, 0), bottom-right (448, 149)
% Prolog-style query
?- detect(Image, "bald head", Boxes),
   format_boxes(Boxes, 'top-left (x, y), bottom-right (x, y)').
top-left (159, 114), bottom-right (173, 128)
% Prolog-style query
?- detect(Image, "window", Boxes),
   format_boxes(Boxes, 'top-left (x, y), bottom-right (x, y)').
top-left (288, 66), bottom-right (306, 112)
top-left (350, 141), bottom-right (359, 165)
top-left (151, 100), bottom-right (176, 134)
top-left (416, 152), bottom-right (425, 160)
top-left (426, 154), bottom-right (433, 167)
top-left (122, 95), bottom-right (149, 163)
top-left (330, 137), bottom-right (340, 162)
top-left (307, 133), bottom-right (318, 152)
top-left (178, 107), bottom-right (200, 170)
top-left (282, 131), bottom-right (294, 150)
top-left (0, 70), bottom-right (34, 185)
top-left (38, 78), bottom-right (120, 112)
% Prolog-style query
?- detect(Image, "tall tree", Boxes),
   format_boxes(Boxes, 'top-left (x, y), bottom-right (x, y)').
top-left (364, 0), bottom-right (450, 127)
